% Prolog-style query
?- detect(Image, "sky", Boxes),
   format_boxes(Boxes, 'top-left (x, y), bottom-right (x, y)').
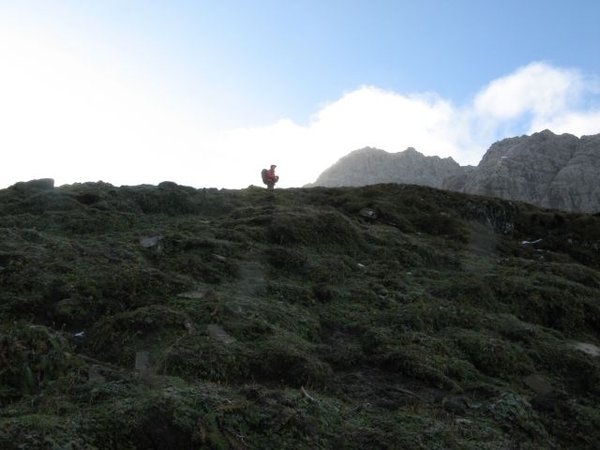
top-left (1, 0), bottom-right (600, 189)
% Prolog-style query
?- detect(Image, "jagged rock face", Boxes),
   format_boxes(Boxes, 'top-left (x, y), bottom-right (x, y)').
top-left (452, 130), bottom-right (599, 213)
top-left (543, 134), bottom-right (600, 212)
top-left (453, 130), bottom-right (579, 206)
top-left (310, 130), bottom-right (600, 213)
top-left (310, 147), bottom-right (463, 188)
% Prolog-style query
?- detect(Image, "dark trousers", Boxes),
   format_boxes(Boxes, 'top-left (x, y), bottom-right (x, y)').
top-left (266, 176), bottom-right (278, 189)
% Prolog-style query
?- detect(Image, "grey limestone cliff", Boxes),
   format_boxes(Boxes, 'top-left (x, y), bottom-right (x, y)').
top-left (309, 130), bottom-right (600, 213)
top-left (448, 130), bottom-right (600, 213)
top-left (310, 146), bottom-right (463, 188)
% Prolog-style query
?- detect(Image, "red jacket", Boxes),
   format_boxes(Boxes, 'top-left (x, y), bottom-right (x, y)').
top-left (267, 168), bottom-right (276, 181)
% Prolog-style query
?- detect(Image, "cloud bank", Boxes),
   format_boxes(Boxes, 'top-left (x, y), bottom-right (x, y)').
top-left (210, 62), bottom-right (600, 188)
top-left (1, 27), bottom-right (599, 191)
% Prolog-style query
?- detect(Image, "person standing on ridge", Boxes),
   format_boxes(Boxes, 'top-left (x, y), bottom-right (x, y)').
top-left (266, 164), bottom-right (279, 190)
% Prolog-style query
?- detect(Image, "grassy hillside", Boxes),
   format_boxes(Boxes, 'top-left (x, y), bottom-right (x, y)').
top-left (1, 179), bottom-right (599, 449)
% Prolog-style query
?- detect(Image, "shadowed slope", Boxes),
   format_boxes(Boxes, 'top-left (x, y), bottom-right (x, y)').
top-left (1, 180), bottom-right (599, 449)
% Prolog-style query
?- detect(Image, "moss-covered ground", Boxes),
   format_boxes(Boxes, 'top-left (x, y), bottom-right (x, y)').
top-left (1, 179), bottom-right (599, 449)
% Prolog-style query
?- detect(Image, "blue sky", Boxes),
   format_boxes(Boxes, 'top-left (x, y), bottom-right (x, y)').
top-left (1, 0), bottom-right (599, 189)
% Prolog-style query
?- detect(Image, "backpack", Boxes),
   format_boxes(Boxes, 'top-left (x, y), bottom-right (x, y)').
top-left (261, 168), bottom-right (268, 184)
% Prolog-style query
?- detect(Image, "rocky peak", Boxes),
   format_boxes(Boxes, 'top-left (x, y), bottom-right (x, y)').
top-left (310, 147), bottom-right (462, 188)
top-left (310, 130), bottom-right (600, 213)
top-left (478, 130), bottom-right (578, 169)
top-left (455, 130), bottom-right (597, 212)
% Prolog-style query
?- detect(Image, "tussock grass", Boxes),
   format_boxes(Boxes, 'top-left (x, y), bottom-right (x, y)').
top-left (1, 180), bottom-right (599, 449)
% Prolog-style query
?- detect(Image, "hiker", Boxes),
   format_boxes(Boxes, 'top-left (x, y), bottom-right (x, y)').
top-left (265, 164), bottom-right (279, 190)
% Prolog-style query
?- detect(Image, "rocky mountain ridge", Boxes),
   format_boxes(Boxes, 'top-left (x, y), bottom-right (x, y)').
top-left (310, 130), bottom-right (600, 213)
top-left (310, 146), bottom-right (463, 189)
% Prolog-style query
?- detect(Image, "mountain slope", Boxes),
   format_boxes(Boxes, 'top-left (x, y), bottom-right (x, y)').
top-left (450, 130), bottom-right (600, 212)
top-left (1, 179), bottom-right (600, 449)
top-left (310, 130), bottom-right (600, 213)
top-left (310, 146), bottom-right (463, 188)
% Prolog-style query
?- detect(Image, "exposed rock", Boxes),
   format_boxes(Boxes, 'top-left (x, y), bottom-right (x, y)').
top-left (309, 147), bottom-right (462, 188)
top-left (543, 134), bottom-right (600, 212)
top-left (309, 130), bottom-right (600, 213)
top-left (452, 130), bottom-right (597, 212)
top-left (524, 374), bottom-right (553, 395)
top-left (139, 235), bottom-right (164, 249)
top-left (207, 324), bottom-right (236, 344)
top-left (571, 342), bottom-right (600, 357)
top-left (359, 208), bottom-right (379, 220)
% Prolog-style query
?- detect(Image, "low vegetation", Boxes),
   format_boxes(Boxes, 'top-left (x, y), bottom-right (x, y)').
top-left (1, 179), bottom-right (599, 449)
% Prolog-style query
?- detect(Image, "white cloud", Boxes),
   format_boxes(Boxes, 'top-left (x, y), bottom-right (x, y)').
top-left (262, 63), bottom-right (598, 185)
top-left (268, 87), bottom-right (468, 187)
top-left (467, 62), bottom-right (600, 153)
top-left (1, 26), bottom-right (599, 192)
top-left (201, 87), bottom-right (471, 189)
top-left (219, 63), bottom-right (599, 187)
top-left (529, 111), bottom-right (600, 137)
top-left (473, 62), bottom-right (582, 120)
top-left (309, 87), bottom-right (460, 157)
